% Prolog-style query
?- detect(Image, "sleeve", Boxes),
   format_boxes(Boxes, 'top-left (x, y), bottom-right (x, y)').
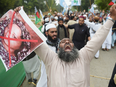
top-left (67, 10), bottom-right (70, 18)
top-left (85, 20), bottom-right (95, 30)
top-left (34, 43), bottom-right (57, 66)
top-left (86, 26), bottom-right (90, 38)
top-left (68, 24), bottom-right (76, 29)
top-left (80, 19), bottom-right (114, 63)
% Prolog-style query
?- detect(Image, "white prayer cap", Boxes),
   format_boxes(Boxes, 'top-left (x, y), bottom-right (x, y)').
top-left (83, 14), bottom-right (87, 17)
top-left (57, 13), bottom-right (60, 15)
top-left (54, 16), bottom-right (58, 20)
top-left (46, 24), bottom-right (56, 31)
top-left (45, 17), bottom-right (49, 22)
top-left (50, 16), bottom-right (54, 19)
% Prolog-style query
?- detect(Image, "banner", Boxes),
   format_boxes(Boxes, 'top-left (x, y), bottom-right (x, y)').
top-left (71, 0), bottom-right (81, 6)
top-left (60, 0), bottom-right (67, 8)
top-left (60, 0), bottom-right (68, 14)
top-left (0, 7), bottom-right (46, 71)
top-left (90, 4), bottom-right (94, 14)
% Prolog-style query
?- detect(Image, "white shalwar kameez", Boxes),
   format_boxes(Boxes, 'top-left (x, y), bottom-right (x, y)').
top-left (85, 20), bottom-right (102, 58)
top-left (102, 20), bottom-right (112, 50)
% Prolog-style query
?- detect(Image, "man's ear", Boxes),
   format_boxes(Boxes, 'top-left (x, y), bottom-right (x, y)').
top-left (45, 31), bottom-right (48, 36)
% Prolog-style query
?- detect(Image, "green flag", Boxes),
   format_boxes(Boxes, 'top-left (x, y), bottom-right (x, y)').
top-left (74, 0), bottom-right (78, 3)
top-left (35, 6), bottom-right (41, 24)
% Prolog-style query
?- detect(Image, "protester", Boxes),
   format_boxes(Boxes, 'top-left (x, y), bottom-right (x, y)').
top-left (45, 24), bottom-right (60, 52)
top-left (51, 16), bottom-right (58, 27)
top-left (57, 18), bottom-right (68, 40)
top-left (67, 14), bottom-right (78, 41)
top-left (41, 17), bottom-right (50, 36)
top-left (65, 16), bottom-right (90, 50)
top-left (102, 16), bottom-right (112, 51)
top-left (22, 52), bottom-right (40, 86)
top-left (85, 16), bottom-right (102, 58)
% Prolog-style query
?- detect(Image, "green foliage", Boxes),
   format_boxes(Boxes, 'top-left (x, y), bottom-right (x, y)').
top-left (0, 0), bottom-right (15, 15)
top-left (0, 0), bottom-right (57, 16)
top-left (95, 0), bottom-right (111, 11)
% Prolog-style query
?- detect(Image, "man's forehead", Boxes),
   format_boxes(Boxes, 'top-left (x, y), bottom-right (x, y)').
top-left (61, 38), bottom-right (72, 42)
top-left (48, 28), bottom-right (57, 31)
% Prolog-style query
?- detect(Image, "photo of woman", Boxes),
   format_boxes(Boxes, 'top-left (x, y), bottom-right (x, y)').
top-left (0, 8), bottom-right (46, 71)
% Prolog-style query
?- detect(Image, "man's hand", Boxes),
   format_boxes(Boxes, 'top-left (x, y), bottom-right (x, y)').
top-left (64, 24), bottom-right (68, 28)
top-left (110, 4), bottom-right (116, 20)
top-left (14, 6), bottom-right (21, 12)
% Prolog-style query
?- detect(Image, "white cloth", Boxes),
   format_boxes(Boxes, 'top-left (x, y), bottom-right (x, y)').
top-left (22, 55), bottom-right (40, 80)
top-left (46, 24), bottom-right (56, 31)
top-left (52, 21), bottom-right (58, 27)
top-left (85, 20), bottom-right (102, 58)
top-left (36, 61), bottom-right (47, 87)
top-left (41, 23), bottom-right (50, 33)
top-left (112, 32), bottom-right (116, 47)
top-left (102, 20), bottom-right (112, 49)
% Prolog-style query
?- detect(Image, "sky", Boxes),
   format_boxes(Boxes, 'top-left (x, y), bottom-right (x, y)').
top-left (55, 0), bottom-right (71, 6)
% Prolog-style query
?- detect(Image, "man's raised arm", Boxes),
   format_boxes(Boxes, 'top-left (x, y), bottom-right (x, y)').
top-left (80, 4), bottom-right (116, 61)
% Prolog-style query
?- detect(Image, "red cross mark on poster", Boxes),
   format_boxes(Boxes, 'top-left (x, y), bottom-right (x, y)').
top-left (0, 12), bottom-right (38, 67)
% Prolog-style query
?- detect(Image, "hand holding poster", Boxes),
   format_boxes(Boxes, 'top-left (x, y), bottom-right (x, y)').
top-left (0, 7), bottom-right (46, 71)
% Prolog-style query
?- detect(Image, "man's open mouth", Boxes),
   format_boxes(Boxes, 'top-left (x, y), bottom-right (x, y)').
top-left (64, 45), bottom-right (72, 51)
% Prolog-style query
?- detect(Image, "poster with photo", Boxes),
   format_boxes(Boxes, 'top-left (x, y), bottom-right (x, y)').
top-left (0, 7), bottom-right (46, 71)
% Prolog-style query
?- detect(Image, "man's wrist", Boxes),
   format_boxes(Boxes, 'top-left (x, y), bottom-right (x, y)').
top-left (108, 16), bottom-right (115, 23)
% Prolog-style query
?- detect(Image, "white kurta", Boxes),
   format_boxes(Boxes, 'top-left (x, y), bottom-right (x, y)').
top-left (85, 20), bottom-right (102, 58)
top-left (22, 55), bottom-right (40, 80)
top-left (102, 20), bottom-right (112, 49)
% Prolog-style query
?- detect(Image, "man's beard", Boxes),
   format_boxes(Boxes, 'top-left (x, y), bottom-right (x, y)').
top-left (65, 20), bottom-right (69, 23)
top-left (59, 24), bottom-right (63, 27)
top-left (48, 34), bottom-right (57, 43)
top-left (79, 23), bottom-right (84, 27)
top-left (58, 46), bottom-right (79, 62)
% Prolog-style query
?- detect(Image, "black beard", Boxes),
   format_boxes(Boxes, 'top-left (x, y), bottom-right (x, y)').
top-left (58, 46), bottom-right (79, 62)
top-left (65, 20), bottom-right (69, 23)
top-left (79, 24), bottom-right (83, 27)
top-left (59, 25), bottom-right (63, 27)
top-left (48, 34), bottom-right (57, 43)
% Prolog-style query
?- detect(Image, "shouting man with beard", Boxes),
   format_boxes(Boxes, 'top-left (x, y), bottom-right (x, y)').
top-left (14, 4), bottom-right (116, 87)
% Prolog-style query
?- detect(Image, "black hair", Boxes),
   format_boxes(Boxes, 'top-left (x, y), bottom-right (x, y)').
top-left (58, 18), bottom-right (63, 22)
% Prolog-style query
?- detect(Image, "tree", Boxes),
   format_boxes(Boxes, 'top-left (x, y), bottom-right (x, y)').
top-left (45, 0), bottom-right (57, 12)
top-left (95, 0), bottom-right (111, 11)
top-left (0, 0), bottom-right (16, 15)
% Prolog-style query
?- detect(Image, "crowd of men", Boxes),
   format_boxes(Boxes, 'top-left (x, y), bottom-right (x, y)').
top-left (41, 8), bottom-right (116, 55)
top-left (15, 4), bottom-right (116, 87)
